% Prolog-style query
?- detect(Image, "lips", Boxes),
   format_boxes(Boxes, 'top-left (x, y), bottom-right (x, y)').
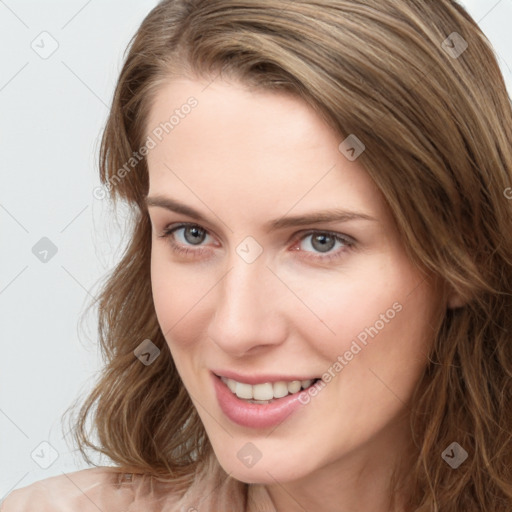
top-left (212, 372), bottom-right (321, 428)
top-left (211, 369), bottom-right (320, 385)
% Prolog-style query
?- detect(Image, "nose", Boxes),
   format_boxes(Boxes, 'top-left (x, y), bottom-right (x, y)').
top-left (207, 255), bottom-right (288, 357)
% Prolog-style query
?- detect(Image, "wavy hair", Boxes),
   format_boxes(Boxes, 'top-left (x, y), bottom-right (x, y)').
top-left (65, 1), bottom-right (512, 510)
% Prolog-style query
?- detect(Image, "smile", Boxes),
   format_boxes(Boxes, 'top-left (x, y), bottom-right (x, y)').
top-left (212, 372), bottom-right (322, 429)
top-left (220, 376), bottom-right (320, 403)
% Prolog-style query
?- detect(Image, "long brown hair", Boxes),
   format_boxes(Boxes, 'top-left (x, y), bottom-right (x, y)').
top-left (64, 1), bottom-right (512, 509)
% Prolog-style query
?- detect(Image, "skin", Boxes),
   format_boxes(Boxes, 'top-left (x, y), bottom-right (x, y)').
top-left (145, 76), bottom-right (449, 512)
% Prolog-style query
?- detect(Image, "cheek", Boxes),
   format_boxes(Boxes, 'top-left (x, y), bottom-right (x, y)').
top-left (150, 248), bottom-right (188, 337)
top-left (302, 260), bottom-right (437, 371)
top-left (283, 265), bottom-right (408, 355)
top-left (150, 247), bottom-right (213, 347)
top-left (327, 279), bottom-right (438, 412)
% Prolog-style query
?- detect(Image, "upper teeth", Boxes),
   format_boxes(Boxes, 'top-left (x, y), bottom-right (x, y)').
top-left (220, 377), bottom-right (315, 400)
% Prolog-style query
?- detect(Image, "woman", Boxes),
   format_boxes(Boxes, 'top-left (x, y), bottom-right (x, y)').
top-left (3, 0), bottom-right (511, 510)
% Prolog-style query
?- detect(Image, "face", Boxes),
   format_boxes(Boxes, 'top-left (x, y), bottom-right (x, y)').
top-left (145, 77), bottom-right (442, 486)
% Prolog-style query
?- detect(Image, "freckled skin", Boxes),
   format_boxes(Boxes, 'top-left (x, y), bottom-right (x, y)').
top-left (146, 78), bottom-right (444, 512)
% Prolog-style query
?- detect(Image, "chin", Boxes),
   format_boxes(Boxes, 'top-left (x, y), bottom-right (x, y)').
top-left (214, 448), bottom-right (311, 484)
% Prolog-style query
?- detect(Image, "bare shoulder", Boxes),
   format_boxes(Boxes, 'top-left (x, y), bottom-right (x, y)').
top-left (1, 466), bottom-right (136, 512)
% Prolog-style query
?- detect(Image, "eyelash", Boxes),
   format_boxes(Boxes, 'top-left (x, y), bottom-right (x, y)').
top-left (157, 222), bottom-right (356, 263)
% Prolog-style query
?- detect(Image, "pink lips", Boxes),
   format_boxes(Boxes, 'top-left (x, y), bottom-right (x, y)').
top-left (212, 372), bottom-right (309, 429)
top-left (211, 369), bottom-right (319, 385)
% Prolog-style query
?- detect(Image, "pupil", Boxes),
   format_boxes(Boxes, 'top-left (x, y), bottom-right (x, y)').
top-left (312, 234), bottom-right (334, 253)
top-left (184, 226), bottom-right (205, 245)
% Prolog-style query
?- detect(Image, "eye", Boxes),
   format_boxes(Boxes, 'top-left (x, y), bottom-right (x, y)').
top-left (157, 223), bottom-right (215, 259)
top-left (291, 230), bottom-right (355, 262)
top-left (157, 223), bottom-right (356, 262)
top-left (172, 224), bottom-right (210, 246)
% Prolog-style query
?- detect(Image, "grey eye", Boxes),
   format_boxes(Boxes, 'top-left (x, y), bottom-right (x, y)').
top-left (309, 233), bottom-right (336, 253)
top-left (182, 226), bottom-right (207, 245)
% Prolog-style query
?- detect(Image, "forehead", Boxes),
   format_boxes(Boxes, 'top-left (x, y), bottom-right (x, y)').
top-left (144, 77), bottom-right (388, 228)
top-left (145, 77), bottom-right (332, 156)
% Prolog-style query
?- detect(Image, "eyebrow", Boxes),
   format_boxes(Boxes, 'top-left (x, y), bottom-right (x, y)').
top-left (145, 195), bottom-right (377, 230)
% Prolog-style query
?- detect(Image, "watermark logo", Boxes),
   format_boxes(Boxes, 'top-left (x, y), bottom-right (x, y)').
top-left (338, 134), bottom-right (365, 161)
top-left (32, 237), bottom-right (58, 263)
top-left (441, 32), bottom-right (468, 59)
top-left (236, 236), bottom-right (263, 264)
top-left (237, 442), bottom-right (262, 468)
top-left (134, 339), bottom-right (160, 366)
top-left (30, 441), bottom-right (59, 469)
top-left (31, 31), bottom-right (59, 59)
top-left (442, 441), bottom-right (468, 469)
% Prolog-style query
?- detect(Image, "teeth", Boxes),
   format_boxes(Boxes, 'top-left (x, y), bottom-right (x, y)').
top-left (287, 380), bottom-right (301, 394)
top-left (301, 379), bottom-right (313, 389)
top-left (253, 382), bottom-right (274, 400)
top-left (226, 379), bottom-right (237, 393)
top-left (235, 381), bottom-right (253, 399)
top-left (221, 376), bottom-right (316, 401)
top-left (273, 381), bottom-right (289, 398)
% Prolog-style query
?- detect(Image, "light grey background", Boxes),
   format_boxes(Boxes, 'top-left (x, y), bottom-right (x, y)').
top-left (1, 0), bottom-right (511, 499)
